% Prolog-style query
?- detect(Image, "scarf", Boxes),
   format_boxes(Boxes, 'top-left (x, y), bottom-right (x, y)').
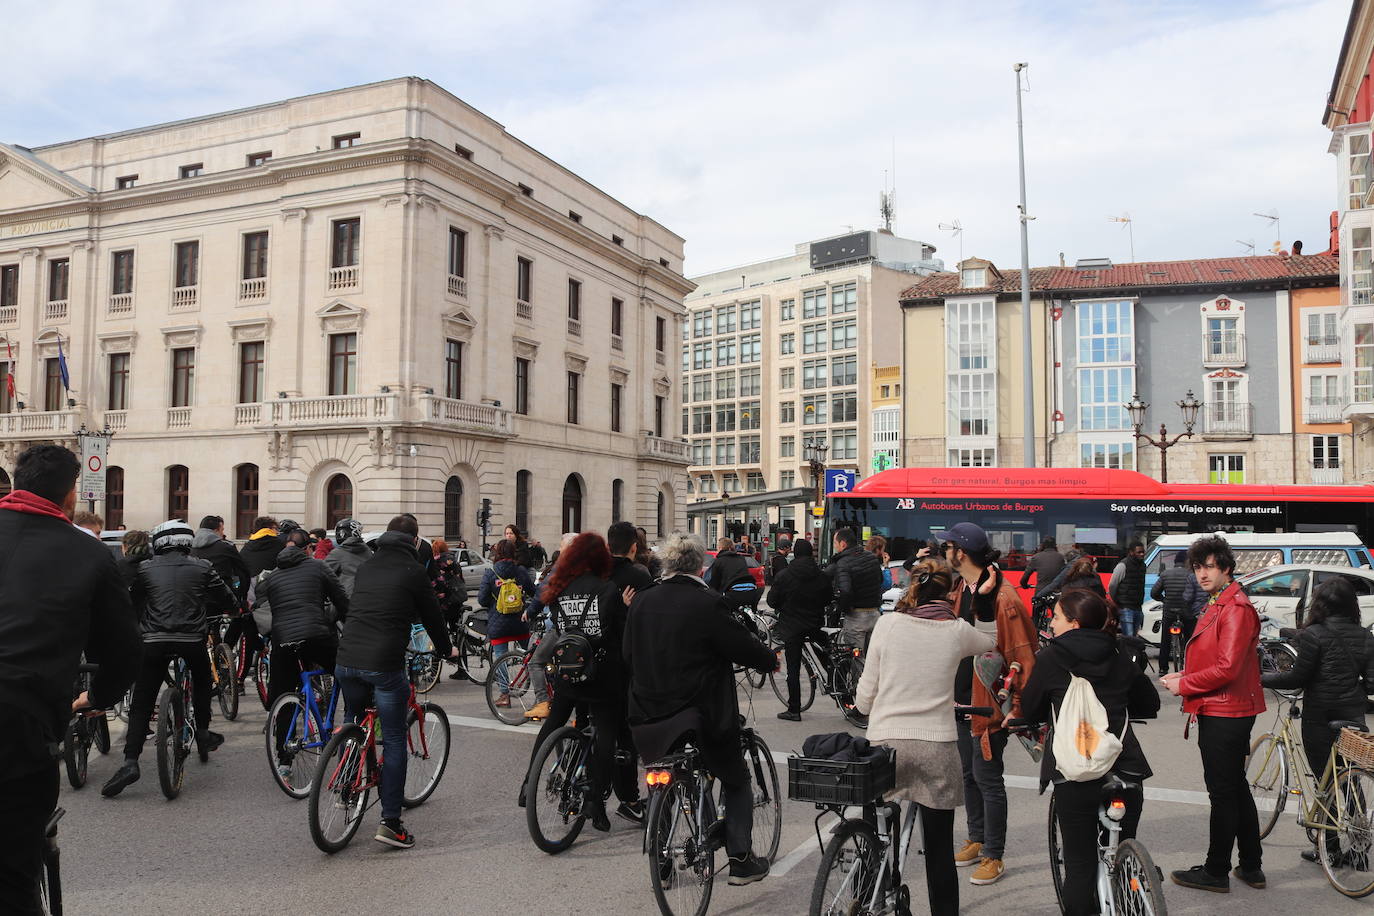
top-left (898, 598), bottom-right (957, 621)
top-left (0, 489), bottom-right (71, 522)
top-left (249, 527), bottom-right (277, 540)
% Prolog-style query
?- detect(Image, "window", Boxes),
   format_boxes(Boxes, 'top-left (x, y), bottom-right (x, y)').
top-left (171, 347), bottom-right (195, 407)
top-left (0, 265), bottom-right (17, 306)
top-left (47, 258), bottom-right (68, 301)
top-left (1351, 133), bottom-right (1370, 210)
top-left (611, 298), bottom-right (624, 338)
top-left (740, 401), bottom-right (761, 430)
top-left (716, 305), bottom-right (736, 334)
top-left (1078, 367), bottom-right (1135, 430)
top-left (325, 474), bottom-right (353, 528)
top-left (568, 211), bottom-right (582, 223)
top-left (715, 403), bottom-right (736, 431)
top-left (831, 354), bottom-right (857, 387)
top-left (657, 490), bottom-right (667, 537)
top-left (242, 231), bottom-right (269, 280)
top-left (739, 333), bottom-right (761, 364)
top-left (781, 470), bottom-right (795, 488)
top-left (238, 342), bottom-right (264, 404)
top-left (803, 288), bottom-right (827, 319)
top-left (949, 447), bottom-right (995, 467)
top-left (167, 466), bottom-right (189, 520)
top-left (722, 473), bottom-right (740, 493)
top-left (331, 218), bottom-right (360, 268)
top-left (739, 300), bottom-right (761, 330)
top-left (174, 241), bottom-right (199, 288)
top-left (44, 359), bottom-right (63, 411)
top-left (515, 358), bottom-right (531, 415)
top-left (682, 407), bottom-right (689, 435)
top-left (716, 438), bottom-right (736, 465)
top-left (692, 406), bottom-right (712, 434)
top-left (328, 333), bottom-right (357, 396)
top-left (716, 338), bottom-right (736, 366)
top-left (692, 376), bottom-right (711, 401)
top-left (566, 371), bottom-right (580, 424)
top-left (692, 311), bottom-right (711, 337)
top-left (802, 322), bottom-right (827, 354)
top-left (780, 298), bottom-right (795, 321)
top-left (612, 234), bottom-right (624, 246)
top-left (831, 281), bottom-right (857, 314)
top-left (1307, 372), bottom-right (1341, 416)
top-left (802, 359), bottom-right (827, 390)
top-left (517, 183), bottom-right (534, 197)
top-left (803, 394), bottom-right (827, 425)
top-left (832, 428), bottom-right (858, 460)
top-left (247, 151), bottom-right (271, 167)
top-left (949, 373), bottom-right (993, 436)
top-left (746, 471), bottom-right (766, 492)
top-left (1307, 311), bottom-right (1338, 347)
top-left (693, 343), bottom-right (712, 370)
top-left (115, 175), bottom-right (137, 189)
top-left (830, 318), bottom-right (857, 351)
top-left (1312, 435), bottom-right (1341, 469)
top-left (517, 257), bottom-right (532, 303)
top-left (1078, 300), bottom-right (1134, 363)
top-left (611, 383), bottom-right (623, 432)
top-left (692, 442), bottom-right (712, 466)
top-left (1356, 322), bottom-right (1374, 402)
top-left (444, 476), bottom-right (464, 541)
top-left (515, 470), bottom-right (531, 532)
top-left (108, 354), bottom-right (131, 411)
top-left (1205, 316), bottom-right (1240, 361)
top-left (445, 339), bottom-right (463, 400)
top-left (961, 267), bottom-right (987, 288)
top-left (235, 464), bottom-right (259, 539)
top-left (106, 466), bottom-right (124, 530)
top-left (454, 144), bottom-right (473, 160)
top-left (1352, 227), bottom-right (1373, 306)
top-left (1080, 441), bottom-right (1135, 469)
top-left (779, 400), bottom-right (795, 424)
top-left (739, 368), bottom-right (761, 397)
top-left (448, 227), bottom-right (467, 278)
top-left (656, 316), bottom-right (666, 352)
top-left (111, 250), bottom-right (134, 295)
top-left (780, 333), bottom-right (795, 356)
top-left (0, 360), bottom-right (11, 413)
top-left (331, 132), bottom-right (361, 149)
top-left (178, 163), bottom-right (203, 179)
top-left (655, 396), bottom-right (665, 437)
top-left (1208, 453), bottom-right (1245, 484)
top-left (831, 391), bottom-right (858, 422)
top-left (567, 279), bottom-right (581, 320)
top-left (779, 366), bottom-right (795, 390)
top-left (715, 371), bottom-right (736, 400)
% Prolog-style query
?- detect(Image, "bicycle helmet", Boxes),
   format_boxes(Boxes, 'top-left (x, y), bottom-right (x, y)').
top-left (277, 518), bottom-right (302, 536)
top-left (150, 519), bottom-right (195, 554)
top-left (335, 517), bottom-right (363, 544)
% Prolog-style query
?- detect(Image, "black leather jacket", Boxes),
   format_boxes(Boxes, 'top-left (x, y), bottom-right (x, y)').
top-left (255, 545), bottom-right (349, 645)
top-left (824, 545), bottom-right (884, 612)
top-left (1262, 617), bottom-right (1374, 717)
top-left (133, 550), bottom-right (238, 643)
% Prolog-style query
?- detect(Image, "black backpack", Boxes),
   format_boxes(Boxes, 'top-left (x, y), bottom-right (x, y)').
top-left (548, 594), bottom-right (602, 686)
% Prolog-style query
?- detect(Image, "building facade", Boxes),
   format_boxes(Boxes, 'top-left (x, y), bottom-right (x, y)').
top-left (900, 254), bottom-right (1343, 484)
top-left (682, 231), bottom-right (940, 541)
top-left (0, 78), bottom-right (693, 541)
top-left (870, 362), bottom-right (901, 472)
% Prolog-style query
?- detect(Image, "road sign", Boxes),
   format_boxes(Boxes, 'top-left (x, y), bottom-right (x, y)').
top-left (824, 469), bottom-right (857, 494)
top-left (79, 434), bottom-right (107, 502)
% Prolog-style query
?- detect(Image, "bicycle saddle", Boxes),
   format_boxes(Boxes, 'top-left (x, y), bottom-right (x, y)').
top-left (1101, 773), bottom-right (1139, 799)
top-left (1329, 718), bottom-right (1366, 735)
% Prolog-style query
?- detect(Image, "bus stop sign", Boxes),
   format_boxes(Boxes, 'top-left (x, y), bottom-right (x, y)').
top-left (824, 469), bottom-right (857, 494)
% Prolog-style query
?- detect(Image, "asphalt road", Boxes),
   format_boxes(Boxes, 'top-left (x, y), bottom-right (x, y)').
top-left (54, 667), bottom-right (1369, 915)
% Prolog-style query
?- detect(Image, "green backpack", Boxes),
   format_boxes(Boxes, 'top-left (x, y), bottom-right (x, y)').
top-left (495, 577), bottom-right (525, 614)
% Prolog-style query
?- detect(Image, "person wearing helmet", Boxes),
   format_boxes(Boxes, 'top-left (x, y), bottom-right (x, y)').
top-left (324, 518), bottom-right (369, 597)
top-left (102, 520), bottom-right (239, 797)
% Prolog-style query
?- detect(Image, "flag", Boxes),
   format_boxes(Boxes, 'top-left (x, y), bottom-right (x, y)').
top-left (57, 335), bottom-right (70, 391)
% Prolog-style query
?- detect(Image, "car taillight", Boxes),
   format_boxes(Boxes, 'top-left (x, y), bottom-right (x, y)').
top-left (645, 770), bottom-right (672, 787)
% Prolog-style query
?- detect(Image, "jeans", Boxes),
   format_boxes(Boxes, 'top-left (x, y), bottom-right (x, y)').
top-left (269, 637), bottom-right (336, 760)
top-left (841, 608), bottom-right (880, 653)
top-left (124, 639), bottom-right (213, 760)
top-left (1118, 607), bottom-right (1142, 637)
top-left (910, 803), bottom-right (958, 916)
top-left (1054, 778), bottom-right (1144, 915)
top-left (1197, 714), bottom-right (1262, 875)
top-left (955, 716), bottom-right (1008, 860)
top-left (1158, 612), bottom-right (1196, 674)
top-left (0, 765), bottom-right (59, 915)
top-left (491, 637), bottom-right (526, 693)
top-left (335, 665), bottom-right (409, 821)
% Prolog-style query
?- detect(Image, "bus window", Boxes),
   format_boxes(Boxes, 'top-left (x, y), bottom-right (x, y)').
top-left (1232, 549), bottom-right (1284, 576)
top-left (1291, 548), bottom-right (1352, 567)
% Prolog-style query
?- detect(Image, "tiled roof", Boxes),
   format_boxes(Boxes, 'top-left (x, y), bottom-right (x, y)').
top-left (899, 253), bottom-right (1339, 302)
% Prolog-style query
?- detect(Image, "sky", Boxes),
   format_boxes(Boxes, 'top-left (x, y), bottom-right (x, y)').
top-left (0, 0), bottom-right (1353, 276)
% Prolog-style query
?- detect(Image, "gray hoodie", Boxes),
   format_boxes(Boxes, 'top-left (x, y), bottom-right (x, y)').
top-left (324, 536), bottom-right (370, 597)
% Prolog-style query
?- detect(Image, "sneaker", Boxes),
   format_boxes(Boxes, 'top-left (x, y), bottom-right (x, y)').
top-left (494, 693), bottom-right (511, 708)
top-left (776, 710), bottom-right (801, 722)
top-left (727, 853), bottom-right (770, 886)
top-left (1171, 865), bottom-right (1230, 893)
top-left (954, 841), bottom-right (983, 867)
top-left (447, 668), bottom-right (468, 681)
top-left (970, 858), bottom-right (1004, 885)
top-left (524, 700), bottom-right (551, 720)
top-left (1232, 866), bottom-right (1266, 889)
top-left (615, 800), bottom-right (645, 824)
top-left (101, 760), bottom-right (140, 798)
top-left (375, 819), bottom-right (415, 849)
top-left (195, 729), bottom-right (225, 760)
top-left (589, 804), bottom-right (611, 833)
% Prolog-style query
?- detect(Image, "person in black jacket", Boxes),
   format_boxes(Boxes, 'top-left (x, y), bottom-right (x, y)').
top-left (235, 514), bottom-right (284, 667)
top-left (0, 445), bottom-right (141, 913)
top-left (767, 538), bottom-right (830, 721)
top-left (706, 536), bottom-right (756, 607)
top-left (324, 517), bottom-right (369, 597)
top-left (1261, 576), bottom-right (1374, 864)
top-left (1019, 537), bottom-right (1065, 591)
top-left (1107, 542), bottom-right (1147, 637)
top-left (1020, 588), bottom-right (1159, 916)
top-left (103, 519), bottom-right (238, 797)
top-left (1151, 552), bottom-right (1199, 675)
top-left (191, 515), bottom-right (250, 602)
top-left (768, 535), bottom-right (792, 585)
top-left (606, 521), bottom-right (654, 822)
top-left (335, 516), bottom-right (453, 849)
top-left (1036, 556), bottom-right (1107, 602)
top-left (256, 542), bottom-right (349, 771)
top-left (624, 533), bottom-right (777, 886)
top-left (823, 527), bottom-right (884, 650)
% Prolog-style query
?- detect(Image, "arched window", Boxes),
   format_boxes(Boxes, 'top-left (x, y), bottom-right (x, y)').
top-left (167, 465), bottom-right (189, 521)
top-left (657, 489), bottom-right (667, 538)
top-left (0, 467), bottom-right (12, 500)
top-left (235, 464), bottom-right (259, 539)
top-left (105, 466), bottom-right (123, 530)
top-left (444, 476), bottom-right (463, 541)
top-left (326, 474), bottom-right (353, 529)
top-left (611, 478), bottom-right (623, 524)
top-left (561, 474), bottom-right (583, 534)
top-left (515, 470), bottom-right (531, 534)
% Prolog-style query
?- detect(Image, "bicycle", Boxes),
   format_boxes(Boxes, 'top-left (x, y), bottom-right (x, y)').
top-left (63, 663), bottom-right (111, 789)
top-left (155, 654), bottom-right (200, 800)
top-left (1257, 614), bottom-right (1302, 701)
top-left (485, 617), bottom-right (553, 725)
top-left (254, 636), bottom-right (272, 710)
top-left (450, 606), bottom-right (492, 684)
top-left (524, 718), bottom-right (607, 854)
top-left (206, 614), bottom-right (239, 721)
top-left (641, 722), bottom-right (781, 916)
top-left (1244, 687), bottom-right (1374, 897)
top-left (767, 624), bottom-right (867, 728)
top-left (306, 682), bottom-right (451, 853)
top-left (405, 623), bottom-right (442, 694)
top-left (730, 603), bottom-right (777, 691)
top-left (265, 656), bottom-right (341, 798)
top-left (38, 807), bottom-right (64, 916)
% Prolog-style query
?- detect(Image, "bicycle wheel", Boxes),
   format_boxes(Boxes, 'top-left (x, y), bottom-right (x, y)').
top-left (647, 781), bottom-right (715, 916)
top-left (409, 651), bottom-right (442, 695)
top-left (266, 692), bottom-right (323, 799)
top-left (63, 718), bottom-right (88, 789)
top-left (156, 689), bottom-right (186, 800)
top-left (458, 634), bottom-right (491, 684)
top-left (1260, 641), bottom-right (1302, 700)
top-left (92, 712), bottom-right (111, 755)
top-left (255, 649), bottom-right (271, 710)
top-left (526, 725), bottom-right (590, 854)
top-left (769, 645), bottom-right (818, 713)
top-left (307, 724), bottom-right (371, 853)
top-left (810, 818), bottom-right (882, 916)
top-left (745, 732), bottom-right (782, 862)
top-left (1112, 838), bottom-right (1169, 914)
top-left (402, 702), bottom-right (451, 807)
top-left (1245, 733), bottom-right (1289, 838)
top-left (836, 656), bottom-right (868, 729)
top-left (214, 642), bottom-right (239, 721)
top-left (1319, 765), bottom-right (1374, 898)
top-left (486, 652), bottom-right (539, 725)
top-left (1048, 790), bottom-right (1066, 911)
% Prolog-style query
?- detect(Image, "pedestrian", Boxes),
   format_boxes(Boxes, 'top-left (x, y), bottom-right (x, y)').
top-left (706, 536), bottom-right (755, 607)
top-left (1020, 588), bottom-right (1159, 915)
top-left (767, 538), bottom-right (829, 721)
top-left (324, 518), bottom-right (369, 597)
top-left (822, 527), bottom-right (884, 651)
top-left (1035, 556), bottom-right (1105, 602)
top-left (1260, 575), bottom-right (1373, 865)
top-left (1161, 534), bottom-right (1267, 893)
top-left (505, 523), bottom-right (534, 569)
top-left (1151, 551), bottom-right (1198, 675)
top-left (867, 535), bottom-right (893, 591)
top-left (768, 534), bottom-right (792, 586)
top-left (527, 538), bottom-right (549, 572)
top-left (938, 522), bottom-right (1038, 886)
top-left (479, 539), bottom-right (535, 700)
top-left (310, 527), bottom-right (334, 559)
top-left (854, 556), bottom-right (997, 916)
top-left (429, 538), bottom-right (467, 625)
top-left (1019, 536), bottom-right (1065, 591)
top-left (635, 526), bottom-right (663, 579)
top-left (1107, 542), bottom-right (1147, 637)
top-left (72, 509), bottom-right (103, 537)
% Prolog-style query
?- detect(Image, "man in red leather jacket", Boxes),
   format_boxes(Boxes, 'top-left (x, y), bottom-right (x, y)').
top-left (1161, 534), bottom-right (1266, 895)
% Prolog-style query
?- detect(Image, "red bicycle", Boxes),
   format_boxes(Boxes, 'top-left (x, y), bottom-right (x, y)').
top-left (306, 683), bottom-right (451, 853)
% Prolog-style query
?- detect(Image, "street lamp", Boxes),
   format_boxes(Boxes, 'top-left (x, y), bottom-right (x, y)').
top-left (803, 438), bottom-right (829, 538)
top-left (1124, 390), bottom-right (1201, 483)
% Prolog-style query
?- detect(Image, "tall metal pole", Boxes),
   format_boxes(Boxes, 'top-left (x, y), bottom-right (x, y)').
top-left (1015, 62), bottom-right (1035, 467)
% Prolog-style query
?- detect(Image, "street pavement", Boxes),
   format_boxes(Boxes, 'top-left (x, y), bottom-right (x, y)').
top-left (56, 667), bottom-right (1369, 915)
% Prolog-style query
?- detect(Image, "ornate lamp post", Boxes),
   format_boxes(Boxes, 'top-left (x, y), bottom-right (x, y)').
top-left (1124, 390), bottom-right (1201, 483)
top-left (803, 438), bottom-right (829, 538)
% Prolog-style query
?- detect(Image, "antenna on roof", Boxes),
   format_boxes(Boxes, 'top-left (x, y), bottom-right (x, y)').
top-left (1253, 209), bottom-right (1280, 252)
top-left (1107, 213), bottom-right (1135, 262)
top-left (879, 189), bottom-right (895, 233)
top-left (1236, 239), bottom-right (1255, 256)
top-left (938, 220), bottom-right (964, 263)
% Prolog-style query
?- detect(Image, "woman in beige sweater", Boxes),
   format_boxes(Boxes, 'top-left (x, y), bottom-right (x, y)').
top-left (853, 558), bottom-right (996, 916)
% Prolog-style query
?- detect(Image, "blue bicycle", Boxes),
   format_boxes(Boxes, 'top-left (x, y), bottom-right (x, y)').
top-left (265, 651), bottom-right (341, 799)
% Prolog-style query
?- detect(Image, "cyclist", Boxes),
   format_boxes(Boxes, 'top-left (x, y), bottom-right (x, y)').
top-left (1020, 588), bottom-right (1159, 916)
top-left (606, 521), bottom-right (654, 822)
top-left (0, 445), bottom-right (141, 914)
top-left (767, 537), bottom-right (830, 721)
top-left (324, 517), bottom-right (369, 597)
top-left (102, 519), bottom-right (239, 797)
top-left (235, 515), bottom-right (286, 671)
top-left (335, 515), bottom-right (453, 849)
top-left (822, 526), bottom-right (884, 651)
top-left (624, 533), bottom-right (776, 886)
top-left (191, 514), bottom-right (250, 605)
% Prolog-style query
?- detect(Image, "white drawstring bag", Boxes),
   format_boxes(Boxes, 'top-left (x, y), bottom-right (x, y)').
top-left (1051, 673), bottom-right (1126, 782)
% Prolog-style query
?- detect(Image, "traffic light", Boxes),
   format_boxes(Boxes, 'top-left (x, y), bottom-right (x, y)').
top-left (477, 498), bottom-right (492, 529)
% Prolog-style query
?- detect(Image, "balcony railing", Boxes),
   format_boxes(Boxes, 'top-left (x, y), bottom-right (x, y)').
top-left (240, 277), bottom-right (267, 301)
top-left (167, 407), bottom-right (192, 429)
top-left (108, 293), bottom-right (133, 316)
top-left (235, 404), bottom-right (261, 426)
top-left (420, 395), bottom-right (513, 436)
top-left (1203, 402), bottom-right (1254, 438)
top-left (267, 393), bottom-right (398, 426)
top-left (0, 409), bottom-right (80, 438)
top-left (1305, 396), bottom-right (1346, 425)
top-left (0, 306), bottom-right (15, 326)
top-left (172, 285), bottom-right (198, 310)
top-left (1304, 336), bottom-right (1341, 364)
top-left (611, 334), bottom-right (623, 351)
top-left (328, 265), bottom-right (359, 291)
top-left (638, 435), bottom-right (691, 463)
top-left (1202, 330), bottom-right (1246, 366)
top-left (104, 410), bottom-right (126, 431)
top-left (516, 299), bottom-right (533, 321)
top-left (1313, 465), bottom-right (1345, 485)
top-left (568, 318), bottom-right (582, 337)
top-left (44, 299), bottom-right (68, 322)
top-left (447, 275), bottom-right (467, 298)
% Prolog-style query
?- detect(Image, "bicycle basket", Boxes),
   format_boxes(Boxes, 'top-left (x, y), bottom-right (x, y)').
top-left (407, 625), bottom-right (434, 654)
top-left (787, 747), bottom-right (896, 807)
top-left (1337, 728), bottom-right (1374, 769)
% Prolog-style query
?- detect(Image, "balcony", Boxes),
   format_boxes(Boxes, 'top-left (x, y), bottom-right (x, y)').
top-left (104, 410), bottom-right (126, 431)
top-left (447, 275), bottom-right (467, 298)
top-left (44, 299), bottom-right (68, 322)
top-left (1304, 336), bottom-right (1341, 364)
top-left (639, 435), bottom-right (691, 463)
top-left (167, 407), bottom-right (192, 429)
top-left (235, 404), bottom-right (261, 427)
top-left (172, 285), bottom-right (198, 310)
top-left (1305, 396), bottom-right (1346, 425)
top-left (328, 265), bottom-right (359, 291)
top-left (0, 409), bottom-right (80, 439)
top-left (1202, 402), bottom-right (1254, 439)
top-left (108, 293), bottom-right (133, 316)
top-left (1313, 465), bottom-right (1345, 485)
top-left (419, 394), bottom-right (513, 436)
top-left (240, 277), bottom-right (267, 301)
top-left (265, 393), bottom-right (399, 427)
top-left (568, 318), bottom-right (582, 337)
top-left (516, 299), bottom-right (532, 321)
top-left (1202, 330), bottom-right (1246, 367)
top-left (0, 306), bottom-right (15, 326)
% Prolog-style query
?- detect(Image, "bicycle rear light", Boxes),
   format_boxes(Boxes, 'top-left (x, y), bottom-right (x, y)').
top-left (645, 770), bottom-right (672, 787)
top-left (1107, 798), bottom-right (1127, 821)
top-left (852, 648), bottom-right (862, 658)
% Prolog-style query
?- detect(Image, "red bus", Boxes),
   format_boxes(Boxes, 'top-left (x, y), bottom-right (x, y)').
top-left (824, 467), bottom-right (1374, 575)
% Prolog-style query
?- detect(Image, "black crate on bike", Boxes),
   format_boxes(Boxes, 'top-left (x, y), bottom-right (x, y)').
top-left (787, 747), bottom-right (895, 806)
